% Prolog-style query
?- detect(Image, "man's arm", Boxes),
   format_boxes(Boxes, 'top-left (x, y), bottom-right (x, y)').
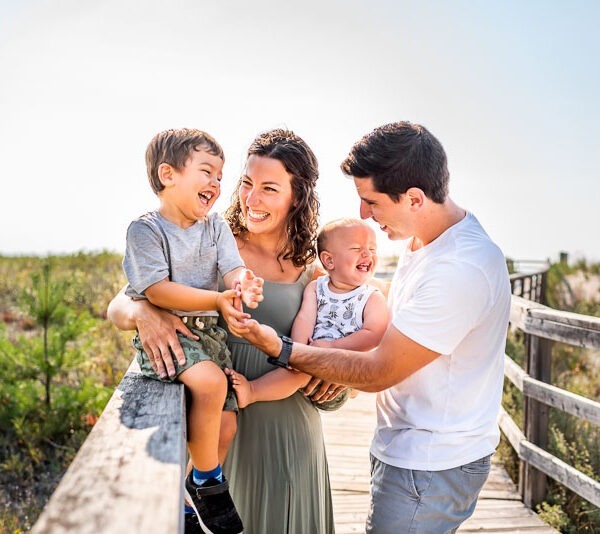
top-left (242, 320), bottom-right (440, 392)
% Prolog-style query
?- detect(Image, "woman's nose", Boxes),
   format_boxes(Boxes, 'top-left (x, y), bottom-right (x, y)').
top-left (245, 188), bottom-right (258, 206)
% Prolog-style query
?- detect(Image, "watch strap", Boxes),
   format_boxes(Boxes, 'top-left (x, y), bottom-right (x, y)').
top-left (267, 335), bottom-right (293, 368)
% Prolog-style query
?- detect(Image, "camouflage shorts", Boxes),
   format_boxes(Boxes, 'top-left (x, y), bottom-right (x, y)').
top-left (302, 383), bottom-right (350, 412)
top-left (133, 315), bottom-right (238, 412)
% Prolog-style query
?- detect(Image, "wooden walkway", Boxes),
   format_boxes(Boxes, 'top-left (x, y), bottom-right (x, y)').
top-left (321, 392), bottom-right (556, 533)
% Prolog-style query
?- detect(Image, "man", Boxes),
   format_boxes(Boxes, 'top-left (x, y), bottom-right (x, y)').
top-left (238, 121), bottom-right (511, 533)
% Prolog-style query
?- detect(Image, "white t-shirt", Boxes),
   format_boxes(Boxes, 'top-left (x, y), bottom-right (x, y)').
top-left (370, 212), bottom-right (511, 471)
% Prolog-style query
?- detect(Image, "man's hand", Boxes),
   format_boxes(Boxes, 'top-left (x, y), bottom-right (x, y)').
top-left (238, 268), bottom-right (264, 309)
top-left (135, 305), bottom-right (197, 379)
top-left (239, 319), bottom-right (281, 356)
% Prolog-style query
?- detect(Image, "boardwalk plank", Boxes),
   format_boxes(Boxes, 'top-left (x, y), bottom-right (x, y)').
top-left (321, 392), bottom-right (556, 533)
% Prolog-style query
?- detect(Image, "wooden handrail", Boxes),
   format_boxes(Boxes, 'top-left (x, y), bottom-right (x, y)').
top-left (510, 296), bottom-right (600, 349)
top-left (502, 284), bottom-right (600, 509)
top-left (498, 407), bottom-right (600, 507)
top-left (504, 354), bottom-right (600, 425)
top-left (32, 362), bottom-right (187, 533)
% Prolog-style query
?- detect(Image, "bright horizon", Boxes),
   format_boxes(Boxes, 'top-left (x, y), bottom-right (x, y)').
top-left (1, 1), bottom-right (599, 263)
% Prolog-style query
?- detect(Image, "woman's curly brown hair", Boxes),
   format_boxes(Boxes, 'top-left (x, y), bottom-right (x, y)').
top-left (225, 129), bottom-right (320, 268)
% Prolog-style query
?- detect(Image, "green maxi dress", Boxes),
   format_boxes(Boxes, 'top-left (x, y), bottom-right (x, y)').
top-left (222, 269), bottom-right (335, 534)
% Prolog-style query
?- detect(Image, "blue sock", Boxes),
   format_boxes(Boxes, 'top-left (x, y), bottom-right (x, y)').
top-left (192, 464), bottom-right (223, 486)
top-left (184, 504), bottom-right (195, 515)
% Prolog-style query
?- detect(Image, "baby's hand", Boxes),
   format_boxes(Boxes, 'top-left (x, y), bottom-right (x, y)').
top-left (239, 268), bottom-right (264, 309)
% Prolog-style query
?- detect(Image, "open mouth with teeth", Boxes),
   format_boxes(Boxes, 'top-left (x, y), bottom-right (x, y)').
top-left (198, 191), bottom-right (215, 206)
top-left (247, 208), bottom-right (269, 221)
top-left (356, 262), bottom-right (372, 272)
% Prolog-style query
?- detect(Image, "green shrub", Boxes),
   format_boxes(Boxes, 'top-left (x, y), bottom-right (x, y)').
top-left (0, 253), bottom-right (130, 530)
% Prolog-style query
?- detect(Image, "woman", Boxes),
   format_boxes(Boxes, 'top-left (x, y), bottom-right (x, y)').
top-left (108, 129), bottom-right (335, 533)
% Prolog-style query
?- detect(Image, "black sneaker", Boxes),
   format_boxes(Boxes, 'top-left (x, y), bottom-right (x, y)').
top-left (184, 473), bottom-right (244, 534)
top-left (184, 510), bottom-right (203, 534)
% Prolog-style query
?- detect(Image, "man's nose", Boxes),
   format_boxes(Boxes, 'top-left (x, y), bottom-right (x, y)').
top-left (359, 201), bottom-right (371, 219)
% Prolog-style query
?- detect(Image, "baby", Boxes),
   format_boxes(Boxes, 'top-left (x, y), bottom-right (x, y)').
top-left (228, 218), bottom-right (387, 410)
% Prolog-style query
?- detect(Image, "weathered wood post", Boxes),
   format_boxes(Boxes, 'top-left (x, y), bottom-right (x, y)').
top-left (539, 270), bottom-right (548, 305)
top-left (519, 269), bottom-right (551, 507)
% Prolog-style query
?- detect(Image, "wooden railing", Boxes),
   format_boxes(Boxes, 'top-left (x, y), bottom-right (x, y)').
top-left (508, 260), bottom-right (549, 304)
top-left (32, 361), bottom-right (187, 533)
top-left (501, 284), bottom-right (600, 509)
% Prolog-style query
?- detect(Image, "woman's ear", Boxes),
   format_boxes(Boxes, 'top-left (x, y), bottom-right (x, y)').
top-left (158, 163), bottom-right (175, 188)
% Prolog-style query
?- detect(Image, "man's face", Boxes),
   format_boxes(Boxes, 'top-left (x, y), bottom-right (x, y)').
top-left (353, 177), bottom-right (413, 240)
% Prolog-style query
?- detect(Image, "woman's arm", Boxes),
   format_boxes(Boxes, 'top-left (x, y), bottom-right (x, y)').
top-left (106, 286), bottom-right (196, 378)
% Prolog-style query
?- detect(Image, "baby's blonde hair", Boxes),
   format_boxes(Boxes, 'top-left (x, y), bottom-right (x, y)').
top-left (317, 218), bottom-right (373, 255)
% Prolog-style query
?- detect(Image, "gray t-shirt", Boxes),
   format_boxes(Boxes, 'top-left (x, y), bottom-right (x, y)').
top-left (123, 211), bottom-right (244, 316)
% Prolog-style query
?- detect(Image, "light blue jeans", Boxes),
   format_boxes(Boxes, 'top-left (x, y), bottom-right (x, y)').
top-left (366, 454), bottom-right (492, 533)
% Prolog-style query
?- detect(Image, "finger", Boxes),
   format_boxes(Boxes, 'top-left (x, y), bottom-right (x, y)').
top-left (229, 325), bottom-right (251, 338)
top-left (233, 293), bottom-right (244, 312)
top-left (224, 287), bottom-right (241, 299)
top-left (157, 344), bottom-right (176, 378)
top-left (175, 321), bottom-right (198, 340)
top-left (303, 377), bottom-right (322, 397)
top-left (143, 344), bottom-right (160, 376)
top-left (152, 346), bottom-right (169, 379)
top-left (229, 309), bottom-right (251, 321)
top-left (312, 381), bottom-right (333, 402)
top-left (169, 338), bottom-right (187, 367)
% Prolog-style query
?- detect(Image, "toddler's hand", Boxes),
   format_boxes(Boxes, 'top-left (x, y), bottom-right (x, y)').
top-left (239, 268), bottom-right (264, 309)
top-left (217, 288), bottom-right (250, 332)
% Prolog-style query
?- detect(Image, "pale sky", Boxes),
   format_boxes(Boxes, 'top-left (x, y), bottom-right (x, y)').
top-left (1, 0), bottom-right (599, 262)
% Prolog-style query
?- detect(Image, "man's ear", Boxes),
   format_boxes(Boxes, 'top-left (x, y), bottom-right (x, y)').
top-left (320, 250), bottom-right (334, 271)
top-left (158, 163), bottom-right (176, 188)
top-left (405, 187), bottom-right (426, 209)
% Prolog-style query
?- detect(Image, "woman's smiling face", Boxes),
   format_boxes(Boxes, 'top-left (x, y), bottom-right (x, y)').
top-left (239, 155), bottom-right (294, 237)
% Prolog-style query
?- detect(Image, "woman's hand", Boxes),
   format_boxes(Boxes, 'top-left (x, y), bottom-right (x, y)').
top-left (303, 377), bottom-right (348, 403)
top-left (135, 303), bottom-right (197, 379)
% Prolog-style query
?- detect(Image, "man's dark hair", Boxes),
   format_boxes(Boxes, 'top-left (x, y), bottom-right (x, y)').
top-left (340, 122), bottom-right (449, 203)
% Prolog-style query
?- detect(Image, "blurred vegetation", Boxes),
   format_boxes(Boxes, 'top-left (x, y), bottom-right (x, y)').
top-left (500, 258), bottom-right (600, 532)
top-left (0, 253), bottom-right (131, 532)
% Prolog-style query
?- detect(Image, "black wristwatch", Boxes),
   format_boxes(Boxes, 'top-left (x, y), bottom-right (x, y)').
top-left (267, 336), bottom-right (293, 368)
